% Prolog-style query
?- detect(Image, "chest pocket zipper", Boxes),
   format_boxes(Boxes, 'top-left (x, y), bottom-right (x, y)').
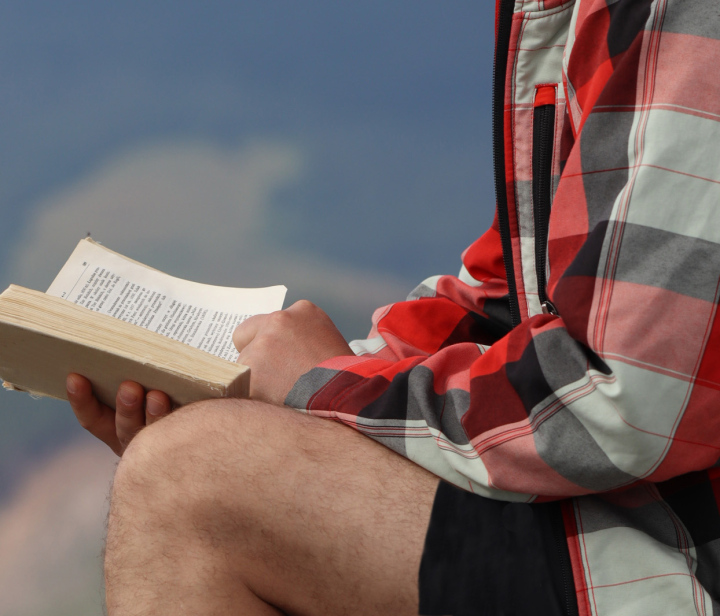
top-left (532, 85), bottom-right (557, 316)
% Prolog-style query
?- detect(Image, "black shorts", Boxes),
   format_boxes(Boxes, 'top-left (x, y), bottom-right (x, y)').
top-left (418, 481), bottom-right (578, 616)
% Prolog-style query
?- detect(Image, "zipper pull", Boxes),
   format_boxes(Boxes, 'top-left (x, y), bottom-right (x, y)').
top-left (541, 300), bottom-right (558, 316)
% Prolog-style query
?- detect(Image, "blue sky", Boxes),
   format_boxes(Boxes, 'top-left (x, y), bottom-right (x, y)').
top-left (0, 2), bottom-right (495, 282)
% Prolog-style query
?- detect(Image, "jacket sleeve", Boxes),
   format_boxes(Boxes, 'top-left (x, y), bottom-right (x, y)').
top-left (287, 0), bottom-right (720, 502)
top-left (344, 214), bottom-right (513, 364)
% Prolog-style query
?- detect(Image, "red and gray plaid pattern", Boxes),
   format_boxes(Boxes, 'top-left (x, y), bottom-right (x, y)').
top-left (287, 1), bottom-right (720, 613)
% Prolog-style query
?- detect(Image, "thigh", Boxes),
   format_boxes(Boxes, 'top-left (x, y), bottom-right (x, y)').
top-left (118, 399), bottom-right (439, 616)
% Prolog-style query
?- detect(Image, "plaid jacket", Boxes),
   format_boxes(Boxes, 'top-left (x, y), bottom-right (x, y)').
top-left (287, 1), bottom-right (720, 613)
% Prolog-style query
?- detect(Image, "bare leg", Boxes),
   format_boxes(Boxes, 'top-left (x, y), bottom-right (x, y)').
top-left (105, 399), bottom-right (438, 615)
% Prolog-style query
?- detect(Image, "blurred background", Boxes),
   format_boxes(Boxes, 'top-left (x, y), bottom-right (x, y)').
top-left (0, 2), bottom-right (495, 614)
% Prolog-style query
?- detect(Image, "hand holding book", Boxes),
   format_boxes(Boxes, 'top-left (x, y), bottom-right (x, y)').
top-left (67, 298), bottom-right (354, 455)
top-left (1, 238), bottom-right (355, 455)
top-left (231, 299), bottom-right (353, 406)
top-left (66, 374), bottom-right (172, 456)
top-left (0, 238), bottom-right (287, 407)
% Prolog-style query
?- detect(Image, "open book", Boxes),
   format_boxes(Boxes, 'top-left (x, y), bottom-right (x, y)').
top-left (0, 239), bottom-right (286, 408)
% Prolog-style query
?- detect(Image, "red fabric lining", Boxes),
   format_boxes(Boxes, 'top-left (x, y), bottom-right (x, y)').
top-left (534, 85), bottom-right (557, 107)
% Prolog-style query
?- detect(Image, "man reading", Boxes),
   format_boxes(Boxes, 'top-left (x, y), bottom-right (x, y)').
top-left (66, 1), bottom-right (720, 614)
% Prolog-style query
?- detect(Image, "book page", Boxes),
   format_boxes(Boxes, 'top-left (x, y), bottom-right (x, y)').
top-left (47, 239), bottom-right (286, 361)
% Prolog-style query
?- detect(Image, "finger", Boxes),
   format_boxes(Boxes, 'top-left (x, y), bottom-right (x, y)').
top-left (145, 390), bottom-right (172, 425)
top-left (67, 374), bottom-right (122, 455)
top-left (232, 314), bottom-right (269, 353)
top-left (115, 381), bottom-right (147, 451)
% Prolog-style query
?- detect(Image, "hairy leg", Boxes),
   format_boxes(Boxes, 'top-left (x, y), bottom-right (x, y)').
top-left (105, 399), bottom-right (438, 615)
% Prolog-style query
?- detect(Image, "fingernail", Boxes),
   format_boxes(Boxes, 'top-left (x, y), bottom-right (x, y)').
top-left (118, 386), bottom-right (138, 406)
top-left (66, 375), bottom-right (77, 395)
top-left (146, 395), bottom-right (165, 417)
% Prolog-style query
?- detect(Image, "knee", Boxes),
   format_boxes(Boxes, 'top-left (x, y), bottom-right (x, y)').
top-left (111, 398), bottom-right (263, 514)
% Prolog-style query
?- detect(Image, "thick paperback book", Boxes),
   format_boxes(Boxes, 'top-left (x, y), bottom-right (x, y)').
top-left (0, 239), bottom-right (286, 408)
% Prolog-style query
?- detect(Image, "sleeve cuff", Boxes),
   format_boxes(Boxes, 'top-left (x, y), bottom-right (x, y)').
top-left (284, 355), bottom-right (393, 410)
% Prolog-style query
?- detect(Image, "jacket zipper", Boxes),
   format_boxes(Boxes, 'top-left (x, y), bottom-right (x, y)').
top-left (492, 0), bottom-right (521, 328)
top-left (532, 88), bottom-right (556, 313)
top-left (551, 502), bottom-right (580, 616)
top-left (492, 9), bottom-right (573, 612)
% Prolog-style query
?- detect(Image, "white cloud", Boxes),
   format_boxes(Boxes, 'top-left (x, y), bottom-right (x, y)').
top-left (8, 140), bottom-right (292, 286)
top-left (5, 140), bottom-right (411, 336)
